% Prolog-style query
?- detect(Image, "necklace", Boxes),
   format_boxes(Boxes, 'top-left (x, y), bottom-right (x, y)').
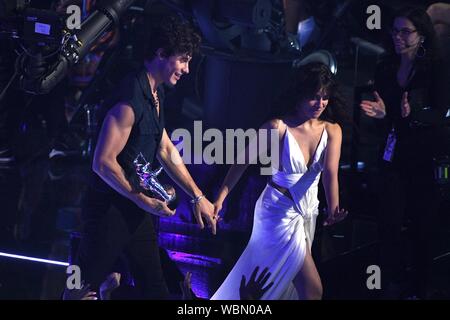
top-left (151, 90), bottom-right (160, 109)
top-left (146, 72), bottom-right (160, 110)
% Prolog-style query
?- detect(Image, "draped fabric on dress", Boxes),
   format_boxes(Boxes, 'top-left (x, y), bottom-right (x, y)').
top-left (211, 127), bottom-right (328, 300)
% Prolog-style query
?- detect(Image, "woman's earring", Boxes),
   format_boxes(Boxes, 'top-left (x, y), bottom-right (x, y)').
top-left (416, 39), bottom-right (426, 58)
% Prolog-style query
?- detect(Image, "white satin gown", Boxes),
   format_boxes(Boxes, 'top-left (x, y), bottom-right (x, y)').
top-left (211, 127), bottom-right (328, 300)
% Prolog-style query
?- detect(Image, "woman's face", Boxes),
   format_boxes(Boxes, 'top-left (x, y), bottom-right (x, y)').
top-left (391, 17), bottom-right (423, 55)
top-left (297, 89), bottom-right (329, 119)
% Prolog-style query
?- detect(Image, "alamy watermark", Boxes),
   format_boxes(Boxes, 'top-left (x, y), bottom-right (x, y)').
top-left (66, 264), bottom-right (81, 290)
top-left (366, 5), bottom-right (381, 30)
top-left (66, 5), bottom-right (81, 30)
top-left (65, 5), bottom-right (382, 34)
top-left (366, 265), bottom-right (381, 290)
top-left (170, 121), bottom-right (280, 176)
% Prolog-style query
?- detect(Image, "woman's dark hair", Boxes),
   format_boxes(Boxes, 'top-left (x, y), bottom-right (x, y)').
top-left (144, 15), bottom-right (201, 60)
top-left (270, 63), bottom-right (349, 125)
top-left (384, 6), bottom-right (441, 64)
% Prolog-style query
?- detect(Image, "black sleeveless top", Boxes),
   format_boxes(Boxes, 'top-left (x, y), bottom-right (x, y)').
top-left (374, 56), bottom-right (448, 168)
top-left (91, 66), bottom-right (165, 193)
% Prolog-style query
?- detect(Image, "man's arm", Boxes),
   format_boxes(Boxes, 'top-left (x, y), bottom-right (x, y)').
top-left (92, 103), bottom-right (174, 217)
top-left (157, 129), bottom-right (216, 234)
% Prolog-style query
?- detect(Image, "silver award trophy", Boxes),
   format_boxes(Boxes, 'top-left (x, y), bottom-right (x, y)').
top-left (133, 153), bottom-right (178, 210)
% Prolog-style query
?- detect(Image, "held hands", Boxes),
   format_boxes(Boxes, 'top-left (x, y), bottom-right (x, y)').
top-left (192, 196), bottom-right (218, 235)
top-left (213, 198), bottom-right (224, 220)
top-left (360, 91), bottom-right (386, 119)
top-left (323, 206), bottom-right (348, 226)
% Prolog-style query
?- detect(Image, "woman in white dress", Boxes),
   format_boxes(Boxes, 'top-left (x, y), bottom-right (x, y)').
top-left (211, 63), bottom-right (348, 300)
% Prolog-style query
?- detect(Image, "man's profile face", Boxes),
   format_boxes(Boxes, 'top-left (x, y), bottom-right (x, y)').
top-left (160, 53), bottom-right (192, 86)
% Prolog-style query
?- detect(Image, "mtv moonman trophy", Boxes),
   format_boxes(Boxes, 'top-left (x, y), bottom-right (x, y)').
top-left (133, 152), bottom-right (178, 210)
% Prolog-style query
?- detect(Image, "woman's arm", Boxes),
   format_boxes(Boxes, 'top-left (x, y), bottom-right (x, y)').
top-left (214, 119), bottom-right (282, 211)
top-left (322, 123), bottom-right (347, 225)
top-left (322, 123), bottom-right (341, 212)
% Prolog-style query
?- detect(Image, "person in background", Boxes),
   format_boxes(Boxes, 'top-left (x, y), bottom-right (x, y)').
top-left (360, 6), bottom-right (449, 299)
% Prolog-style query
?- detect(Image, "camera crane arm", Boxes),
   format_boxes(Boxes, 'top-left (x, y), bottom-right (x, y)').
top-left (20, 0), bottom-right (136, 95)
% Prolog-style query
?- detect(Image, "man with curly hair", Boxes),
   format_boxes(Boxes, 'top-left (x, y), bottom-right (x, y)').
top-left (76, 16), bottom-right (217, 299)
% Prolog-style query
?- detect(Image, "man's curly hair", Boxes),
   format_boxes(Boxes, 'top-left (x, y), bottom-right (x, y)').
top-left (144, 15), bottom-right (201, 60)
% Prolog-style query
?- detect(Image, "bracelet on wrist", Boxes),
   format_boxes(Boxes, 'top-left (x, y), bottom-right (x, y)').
top-left (190, 194), bottom-right (205, 205)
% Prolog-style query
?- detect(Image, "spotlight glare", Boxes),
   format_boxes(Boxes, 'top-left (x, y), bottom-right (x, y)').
top-left (0, 252), bottom-right (69, 266)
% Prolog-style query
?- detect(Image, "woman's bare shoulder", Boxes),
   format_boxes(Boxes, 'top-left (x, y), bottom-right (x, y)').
top-left (259, 119), bottom-right (286, 140)
top-left (260, 118), bottom-right (282, 129)
top-left (324, 121), bottom-right (342, 139)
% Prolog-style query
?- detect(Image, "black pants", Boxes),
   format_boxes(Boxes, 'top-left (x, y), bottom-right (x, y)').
top-left (378, 160), bottom-right (438, 298)
top-left (76, 188), bottom-right (170, 299)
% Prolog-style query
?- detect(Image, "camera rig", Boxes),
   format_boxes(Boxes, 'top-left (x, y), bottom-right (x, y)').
top-left (0, 0), bottom-right (136, 95)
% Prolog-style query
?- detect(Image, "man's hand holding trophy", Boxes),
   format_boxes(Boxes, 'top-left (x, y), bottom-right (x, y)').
top-left (133, 153), bottom-right (179, 212)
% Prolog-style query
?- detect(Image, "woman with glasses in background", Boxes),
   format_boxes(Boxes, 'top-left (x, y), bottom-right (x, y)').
top-left (360, 6), bottom-right (449, 299)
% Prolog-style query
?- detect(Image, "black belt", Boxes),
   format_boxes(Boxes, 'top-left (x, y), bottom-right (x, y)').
top-left (268, 179), bottom-right (294, 201)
